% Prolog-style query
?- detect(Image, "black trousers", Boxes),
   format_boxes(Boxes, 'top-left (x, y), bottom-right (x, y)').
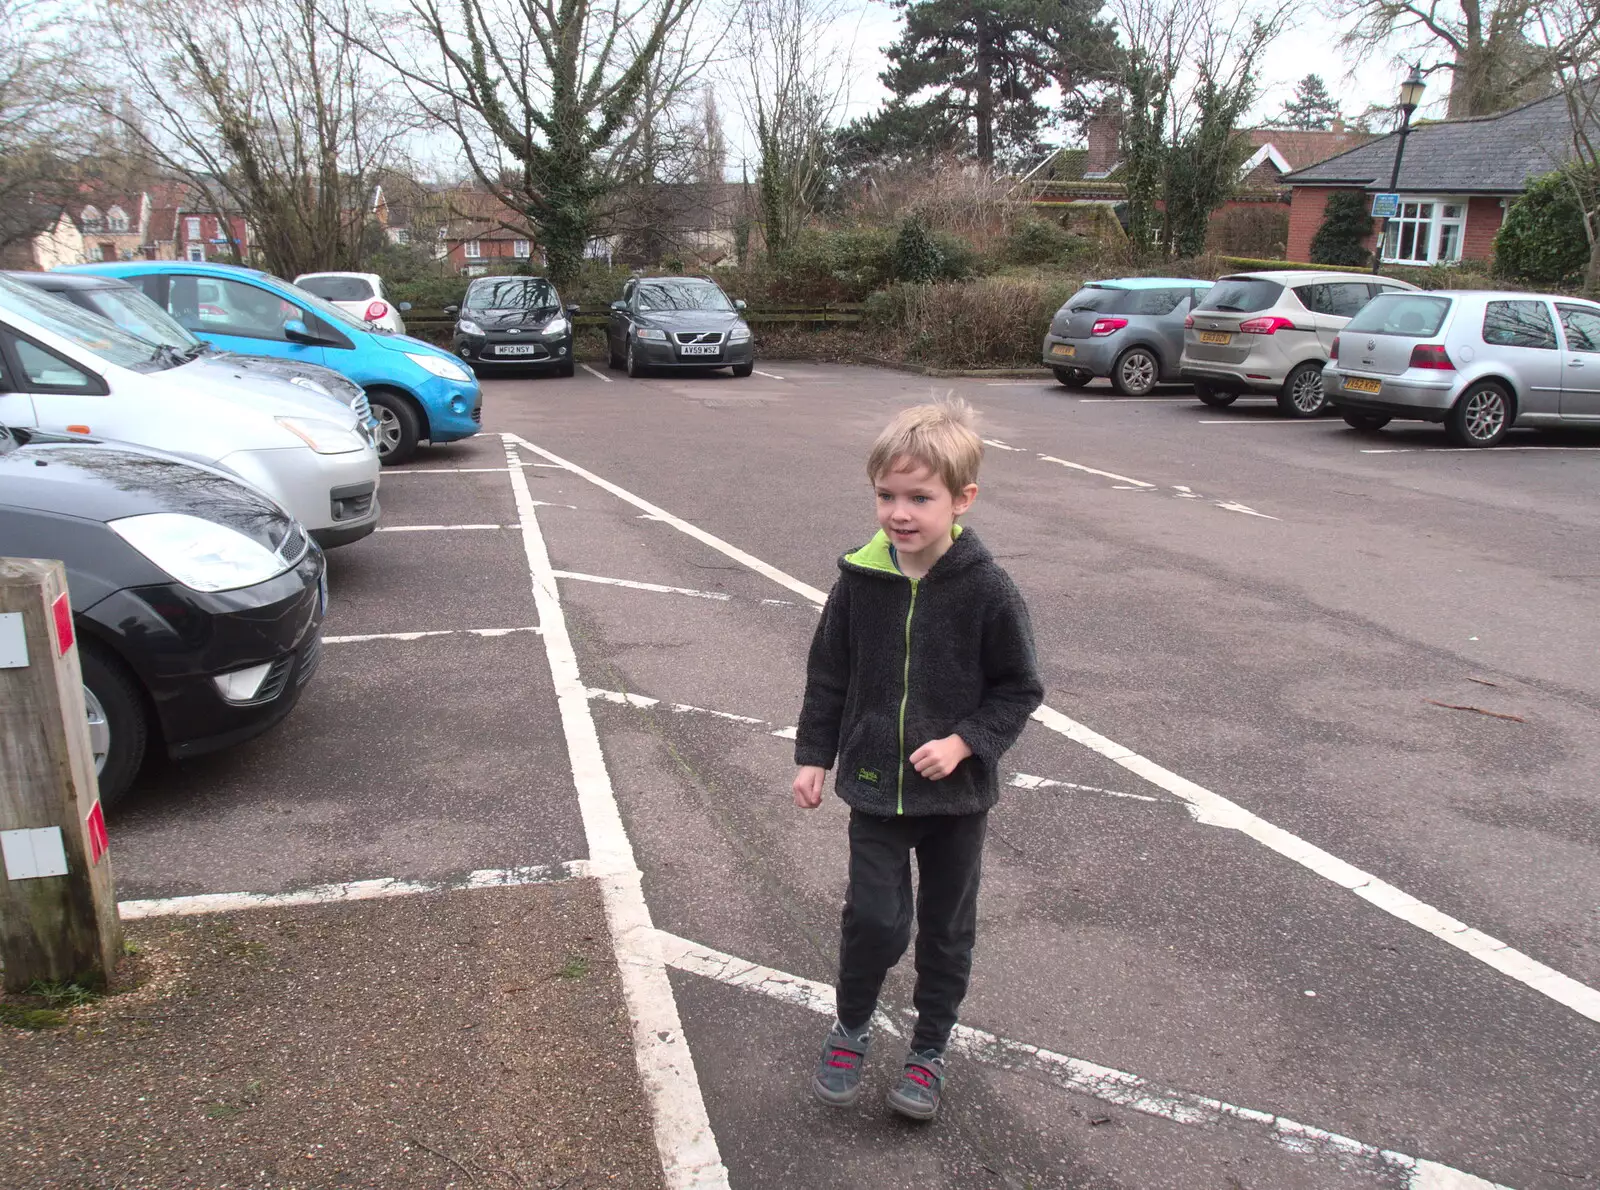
top-left (835, 807), bottom-right (988, 1052)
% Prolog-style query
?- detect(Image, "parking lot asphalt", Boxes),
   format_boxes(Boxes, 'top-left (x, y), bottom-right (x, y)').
top-left (106, 361), bottom-right (1599, 1189)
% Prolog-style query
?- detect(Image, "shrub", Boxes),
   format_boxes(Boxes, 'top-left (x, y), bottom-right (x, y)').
top-left (1003, 216), bottom-right (1075, 266)
top-left (893, 215), bottom-right (947, 283)
top-left (771, 227), bottom-right (896, 302)
top-left (1309, 191), bottom-right (1376, 267)
top-left (1207, 205), bottom-right (1289, 258)
top-left (1495, 169), bottom-right (1592, 287)
top-left (865, 277), bottom-right (1079, 369)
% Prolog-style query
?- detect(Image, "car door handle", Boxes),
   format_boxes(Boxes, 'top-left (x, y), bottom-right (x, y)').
top-left (1569, 359), bottom-right (1586, 367)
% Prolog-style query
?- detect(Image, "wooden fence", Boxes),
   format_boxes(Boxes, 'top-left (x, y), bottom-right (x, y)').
top-left (403, 303), bottom-right (865, 339)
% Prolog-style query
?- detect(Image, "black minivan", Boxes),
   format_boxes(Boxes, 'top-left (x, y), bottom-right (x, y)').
top-left (0, 426), bottom-right (325, 803)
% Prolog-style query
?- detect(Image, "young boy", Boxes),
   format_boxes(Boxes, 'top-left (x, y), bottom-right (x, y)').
top-left (792, 399), bottom-right (1043, 1121)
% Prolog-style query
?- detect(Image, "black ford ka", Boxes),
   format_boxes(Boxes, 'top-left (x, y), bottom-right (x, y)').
top-left (0, 425), bottom-right (325, 804)
top-left (447, 276), bottom-right (578, 377)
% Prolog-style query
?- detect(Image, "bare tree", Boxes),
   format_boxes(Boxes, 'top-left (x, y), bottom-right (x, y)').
top-left (82, 0), bottom-right (410, 276)
top-left (731, 0), bottom-right (853, 257)
top-left (351, 0), bottom-right (701, 286)
top-left (1549, 7), bottom-right (1600, 293)
top-left (0, 0), bottom-right (79, 250)
top-left (1336, 0), bottom-right (1600, 118)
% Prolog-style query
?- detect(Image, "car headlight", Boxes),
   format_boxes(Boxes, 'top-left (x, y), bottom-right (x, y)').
top-left (277, 416), bottom-right (366, 455)
top-left (458, 319), bottom-right (486, 336)
top-left (544, 317), bottom-right (570, 336)
top-left (635, 327), bottom-right (667, 341)
top-left (109, 513), bottom-right (289, 593)
top-left (405, 351), bottom-right (474, 382)
top-left (728, 324), bottom-right (751, 343)
top-left (288, 374), bottom-right (331, 397)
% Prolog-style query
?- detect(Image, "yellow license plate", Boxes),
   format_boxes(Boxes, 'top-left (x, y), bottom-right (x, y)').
top-left (1198, 331), bottom-right (1231, 345)
top-left (1051, 343), bottom-right (1075, 357)
top-left (1344, 377), bottom-right (1382, 394)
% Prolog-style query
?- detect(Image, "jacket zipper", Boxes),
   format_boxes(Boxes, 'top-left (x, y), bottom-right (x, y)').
top-left (896, 577), bottom-right (919, 815)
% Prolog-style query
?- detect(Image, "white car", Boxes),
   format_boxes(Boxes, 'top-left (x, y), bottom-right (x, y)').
top-left (0, 275), bottom-right (381, 547)
top-left (293, 271), bottom-right (410, 335)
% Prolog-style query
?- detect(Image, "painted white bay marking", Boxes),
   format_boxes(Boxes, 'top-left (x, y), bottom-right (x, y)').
top-left (1215, 501), bottom-right (1281, 521)
top-left (323, 626), bottom-right (541, 645)
top-left (553, 571), bottom-right (732, 602)
top-left (752, 369), bottom-right (785, 380)
top-left (1037, 453), bottom-right (1156, 488)
top-left (119, 863), bottom-right (586, 919)
top-left (655, 931), bottom-right (1511, 1190)
top-left (587, 688), bottom-right (796, 739)
top-left (377, 523), bottom-right (513, 532)
top-left (385, 466), bottom-right (514, 474)
top-left (1009, 772), bottom-right (1161, 803)
top-left (581, 363), bottom-right (614, 383)
top-left (982, 438), bottom-right (1026, 451)
top-left (503, 431), bottom-right (1600, 1026)
top-left (501, 437), bottom-right (727, 1189)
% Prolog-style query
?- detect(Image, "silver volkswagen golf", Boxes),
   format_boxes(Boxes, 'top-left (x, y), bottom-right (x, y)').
top-left (1324, 290), bottom-right (1600, 447)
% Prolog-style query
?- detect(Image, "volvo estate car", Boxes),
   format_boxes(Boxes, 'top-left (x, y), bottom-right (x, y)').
top-left (1180, 271), bottom-right (1420, 417)
top-left (1042, 277), bottom-right (1212, 395)
top-left (1325, 290), bottom-right (1600, 447)
top-left (606, 276), bottom-right (755, 377)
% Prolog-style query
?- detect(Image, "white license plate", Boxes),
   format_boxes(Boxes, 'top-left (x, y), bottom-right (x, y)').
top-left (495, 345), bottom-right (539, 356)
top-left (678, 344), bottom-right (720, 356)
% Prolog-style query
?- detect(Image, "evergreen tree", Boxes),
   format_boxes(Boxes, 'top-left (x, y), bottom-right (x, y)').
top-left (1268, 74), bottom-right (1343, 130)
top-left (1309, 190), bottom-right (1376, 266)
top-left (865, 0), bottom-right (1118, 166)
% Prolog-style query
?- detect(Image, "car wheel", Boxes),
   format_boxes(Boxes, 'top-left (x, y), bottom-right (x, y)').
top-left (1053, 367), bottom-right (1092, 389)
top-left (731, 361), bottom-right (754, 377)
top-left (1446, 382), bottom-right (1511, 447)
top-left (1111, 348), bottom-right (1159, 396)
top-left (557, 358), bottom-right (576, 378)
top-left (607, 338), bottom-right (624, 369)
top-left (368, 389), bottom-right (421, 465)
top-left (80, 642), bottom-right (147, 808)
top-left (1194, 382), bottom-right (1237, 408)
top-left (626, 339), bottom-right (646, 378)
top-left (1278, 362), bottom-right (1329, 418)
top-left (1341, 411), bottom-right (1391, 432)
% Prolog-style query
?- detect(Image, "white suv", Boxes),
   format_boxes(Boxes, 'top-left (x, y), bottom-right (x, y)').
top-left (1180, 270), bottom-right (1419, 417)
top-left (294, 271), bottom-right (409, 335)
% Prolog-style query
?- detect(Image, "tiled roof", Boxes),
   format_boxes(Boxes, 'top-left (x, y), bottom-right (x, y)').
top-left (1284, 92), bottom-right (1591, 193)
top-left (1248, 128), bottom-right (1375, 171)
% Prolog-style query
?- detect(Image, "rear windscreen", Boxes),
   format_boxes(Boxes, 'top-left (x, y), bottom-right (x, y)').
top-left (1061, 287), bottom-right (1130, 314)
top-left (1196, 278), bottom-right (1284, 314)
top-left (298, 275), bottom-right (374, 301)
top-left (1343, 294), bottom-right (1452, 337)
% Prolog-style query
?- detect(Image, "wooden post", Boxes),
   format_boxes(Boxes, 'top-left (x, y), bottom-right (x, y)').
top-left (0, 558), bottom-right (121, 991)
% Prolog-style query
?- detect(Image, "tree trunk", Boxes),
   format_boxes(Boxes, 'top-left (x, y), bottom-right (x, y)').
top-left (974, 7), bottom-right (994, 165)
top-left (1586, 230), bottom-right (1600, 300)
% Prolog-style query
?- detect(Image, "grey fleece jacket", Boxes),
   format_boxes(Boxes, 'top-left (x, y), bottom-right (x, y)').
top-left (794, 526), bottom-right (1044, 817)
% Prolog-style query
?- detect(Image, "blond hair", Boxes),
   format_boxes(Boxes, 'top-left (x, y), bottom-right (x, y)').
top-left (866, 399), bottom-right (983, 496)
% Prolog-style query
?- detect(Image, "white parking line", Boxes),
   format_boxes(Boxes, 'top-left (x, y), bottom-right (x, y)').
top-left (1009, 772), bottom-right (1160, 802)
top-left (501, 439), bottom-right (728, 1189)
top-left (552, 571), bottom-right (732, 601)
top-left (655, 931), bottom-right (1510, 1190)
top-left (581, 363), bottom-right (613, 383)
top-left (753, 369), bottom-right (785, 380)
top-left (376, 523), bottom-right (513, 532)
top-left (322, 627), bottom-right (541, 644)
top-left (982, 438), bottom-right (1026, 451)
top-left (586, 687), bottom-right (797, 739)
top-left (1037, 453), bottom-right (1156, 488)
top-left (1198, 419), bottom-right (1321, 425)
top-left (502, 431), bottom-right (1600, 1027)
top-left (384, 466), bottom-right (514, 474)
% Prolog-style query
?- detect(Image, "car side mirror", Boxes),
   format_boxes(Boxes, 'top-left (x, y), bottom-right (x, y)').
top-left (567, 303), bottom-right (580, 315)
top-left (610, 300), bottom-right (627, 311)
top-left (735, 299), bottom-right (747, 311)
top-left (284, 318), bottom-right (316, 344)
top-left (443, 304), bottom-right (459, 316)
top-left (398, 301), bottom-right (413, 312)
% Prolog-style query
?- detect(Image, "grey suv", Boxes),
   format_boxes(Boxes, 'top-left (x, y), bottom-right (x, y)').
top-left (1180, 271), bottom-right (1419, 416)
top-left (1042, 278), bottom-right (1211, 395)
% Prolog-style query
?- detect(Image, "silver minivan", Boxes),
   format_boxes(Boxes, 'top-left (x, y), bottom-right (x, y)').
top-left (1325, 290), bottom-right (1600, 447)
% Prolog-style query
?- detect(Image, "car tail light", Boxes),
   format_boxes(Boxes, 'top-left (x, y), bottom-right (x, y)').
top-left (364, 301), bottom-right (389, 321)
top-left (1238, 315), bottom-right (1297, 334)
top-left (1183, 314), bottom-right (1195, 329)
top-left (1409, 343), bottom-right (1455, 370)
top-left (1330, 334), bottom-right (1340, 360)
top-left (1091, 317), bottom-right (1128, 336)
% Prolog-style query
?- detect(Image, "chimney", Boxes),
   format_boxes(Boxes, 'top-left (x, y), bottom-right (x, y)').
top-left (1085, 106), bottom-right (1122, 175)
top-left (1332, 116), bottom-right (1346, 134)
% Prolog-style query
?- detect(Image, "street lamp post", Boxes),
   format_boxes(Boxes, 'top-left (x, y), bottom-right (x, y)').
top-left (1373, 65), bottom-right (1427, 276)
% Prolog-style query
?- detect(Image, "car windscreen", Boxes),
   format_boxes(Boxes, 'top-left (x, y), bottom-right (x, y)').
top-left (0, 275), bottom-right (163, 369)
top-left (1343, 293), bottom-right (1452, 338)
top-left (267, 276), bottom-right (372, 333)
top-left (465, 278), bottom-right (559, 314)
top-left (1196, 278), bottom-right (1284, 314)
top-left (636, 281), bottom-right (733, 312)
top-left (1061, 286), bottom-right (1130, 314)
top-left (88, 286), bottom-right (203, 351)
top-left (298, 275), bottom-right (375, 302)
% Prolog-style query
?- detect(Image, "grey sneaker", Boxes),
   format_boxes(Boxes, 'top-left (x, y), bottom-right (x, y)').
top-left (812, 1020), bottom-right (871, 1107)
top-left (886, 1047), bottom-right (945, 1120)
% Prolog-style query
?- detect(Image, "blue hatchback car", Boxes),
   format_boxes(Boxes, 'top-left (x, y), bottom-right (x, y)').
top-left (66, 261), bottom-right (481, 464)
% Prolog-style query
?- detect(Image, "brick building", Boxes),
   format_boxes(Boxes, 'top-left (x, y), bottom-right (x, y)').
top-left (1282, 92), bottom-right (1591, 267)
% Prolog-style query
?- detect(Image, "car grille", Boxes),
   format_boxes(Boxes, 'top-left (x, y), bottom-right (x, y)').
top-left (254, 653), bottom-right (297, 704)
top-left (276, 522), bottom-right (310, 567)
top-left (674, 331), bottom-right (724, 345)
top-left (471, 403), bottom-right (482, 424)
top-left (295, 633), bottom-right (322, 687)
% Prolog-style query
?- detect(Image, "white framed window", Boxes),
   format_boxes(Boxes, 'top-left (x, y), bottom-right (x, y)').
top-left (464, 239), bottom-right (481, 259)
top-left (81, 205), bottom-right (101, 231)
top-left (513, 238), bottom-right (530, 258)
top-left (108, 206), bottom-right (129, 232)
top-left (394, 228), bottom-right (410, 244)
top-left (1381, 198), bottom-right (1466, 265)
top-left (185, 216), bottom-right (201, 240)
top-left (186, 243), bottom-right (206, 262)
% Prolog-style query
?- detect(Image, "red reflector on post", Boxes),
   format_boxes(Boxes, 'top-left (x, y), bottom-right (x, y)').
top-left (86, 801), bottom-right (109, 864)
top-left (51, 593), bottom-right (73, 656)
top-left (1409, 343), bottom-right (1455, 370)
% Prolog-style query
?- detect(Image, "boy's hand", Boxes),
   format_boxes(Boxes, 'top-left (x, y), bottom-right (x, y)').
top-left (793, 765), bottom-right (826, 809)
top-left (910, 734), bottom-right (972, 781)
